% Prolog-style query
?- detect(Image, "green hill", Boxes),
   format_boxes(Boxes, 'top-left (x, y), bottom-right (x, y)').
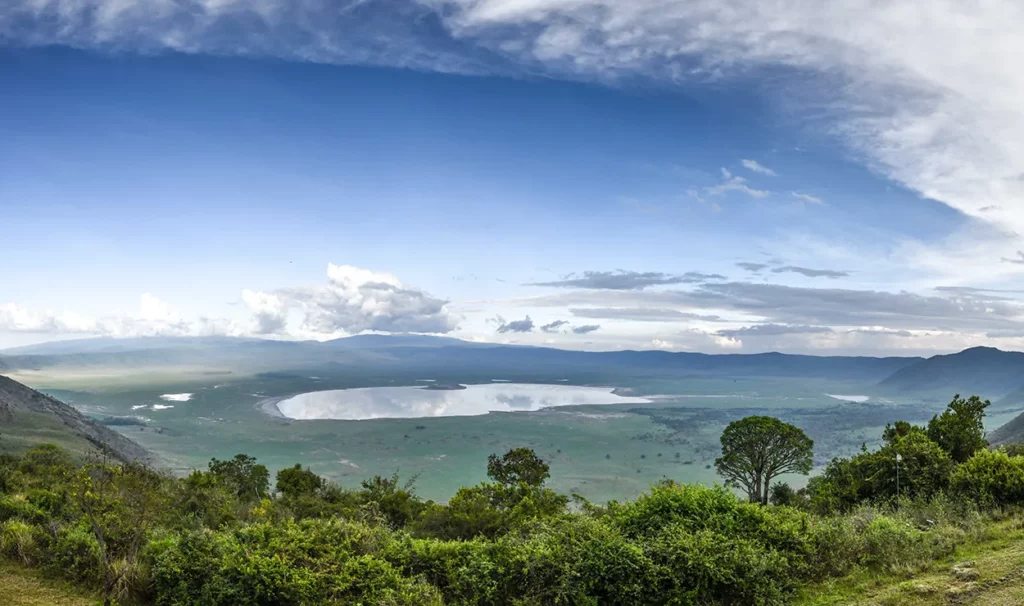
top-left (0, 374), bottom-right (147, 462)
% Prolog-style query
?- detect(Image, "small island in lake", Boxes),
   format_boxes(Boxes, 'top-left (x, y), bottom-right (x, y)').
top-left (422, 383), bottom-right (468, 391)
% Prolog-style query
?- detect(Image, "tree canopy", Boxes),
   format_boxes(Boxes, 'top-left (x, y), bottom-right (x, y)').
top-left (715, 416), bottom-right (814, 505)
top-left (926, 394), bottom-right (990, 463)
top-left (487, 447), bottom-right (551, 488)
top-left (208, 453), bottom-right (269, 501)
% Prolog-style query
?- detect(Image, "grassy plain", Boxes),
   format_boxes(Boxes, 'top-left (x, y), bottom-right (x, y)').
top-left (8, 366), bottom-right (1019, 503)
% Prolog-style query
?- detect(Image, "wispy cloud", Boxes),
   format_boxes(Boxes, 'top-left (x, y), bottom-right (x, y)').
top-left (1001, 251), bottom-right (1024, 265)
top-left (7, 0), bottom-right (1024, 250)
top-left (539, 319), bottom-right (570, 332)
top-left (569, 307), bottom-right (723, 322)
top-left (736, 262), bottom-right (769, 273)
top-left (771, 266), bottom-right (850, 279)
top-left (706, 168), bottom-right (770, 198)
top-left (741, 159), bottom-right (776, 176)
top-left (496, 315), bottom-right (534, 333)
top-left (791, 192), bottom-right (824, 205)
top-left (529, 270), bottom-right (724, 290)
top-left (717, 324), bottom-right (833, 338)
top-left (572, 324), bottom-right (601, 334)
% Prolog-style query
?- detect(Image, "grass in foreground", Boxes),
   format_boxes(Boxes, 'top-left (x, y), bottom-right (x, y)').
top-left (796, 515), bottom-right (1024, 605)
top-left (0, 559), bottom-right (99, 606)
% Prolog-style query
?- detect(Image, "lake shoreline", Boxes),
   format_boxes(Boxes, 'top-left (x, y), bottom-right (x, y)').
top-left (271, 383), bottom-right (651, 421)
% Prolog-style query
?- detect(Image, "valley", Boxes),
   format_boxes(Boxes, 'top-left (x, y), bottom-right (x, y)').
top-left (5, 337), bottom-right (1022, 503)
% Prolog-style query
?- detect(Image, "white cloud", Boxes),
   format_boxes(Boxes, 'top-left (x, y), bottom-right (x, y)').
top-left (791, 192), bottom-right (824, 205)
top-left (0, 303), bottom-right (99, 333)
top-left (741, 159), bottom-right (777, 176)
top-left (706, 168), bottom-right (771, 198)
top-left (241, 289), bottom-right (288, 335)
top-left (1, 264), bottom-right (457, 342)
top-left (430, 0), bottom-right (1024, 273)
top-left (0, 295), bottom-right (237, 338)
top-left (284, 264), bottom-right (457, 335)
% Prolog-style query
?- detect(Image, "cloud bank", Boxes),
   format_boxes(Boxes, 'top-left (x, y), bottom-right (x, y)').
top-left (0, 264), bottom-right (457, 341)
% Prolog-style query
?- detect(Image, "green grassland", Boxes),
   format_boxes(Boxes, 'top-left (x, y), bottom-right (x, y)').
top-left (0, 560), bottom-right (99, 606)
top-left (9, 364), bottom-right (1006, 503)
top-left (0, 410), bottom-right (104, 459)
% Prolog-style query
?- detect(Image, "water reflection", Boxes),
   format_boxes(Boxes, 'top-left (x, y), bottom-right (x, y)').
top-left (276, 383), bottom-right (651, 420)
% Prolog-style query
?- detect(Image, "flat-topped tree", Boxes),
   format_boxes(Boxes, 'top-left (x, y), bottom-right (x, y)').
top-left (715, 416), bottom-right (814, 505)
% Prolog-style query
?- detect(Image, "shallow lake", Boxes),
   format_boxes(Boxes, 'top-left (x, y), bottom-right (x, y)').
top-left (276, 383), bottom-right (651, 420)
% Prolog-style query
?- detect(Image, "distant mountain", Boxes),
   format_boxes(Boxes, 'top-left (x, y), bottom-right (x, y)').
top-left (877, 347), bottom-right (1024, 399)
top-left (0, 334), bottom-right (481, 356)
top-left (0, 336), bottom-right (284, 355)
top-left (320, 334), bottom-right (487, 349)
top-left (0, 374), bottom-right (148, 462)
top-left (0, 335), bottom-right (922, 382)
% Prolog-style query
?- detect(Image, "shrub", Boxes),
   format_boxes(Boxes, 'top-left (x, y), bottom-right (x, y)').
top-left (0, 494), bottom-right (48, 524)
top-left (275, 464), bottom-right (325, 499)
top-left (951, 449), bottom-right (1024, 506)
top-left (1, 519), bottom-right (42, 565)
top-left (646, 525), bottom-right (793, 604)
top-left (47, 522), bottom-right (104, 585)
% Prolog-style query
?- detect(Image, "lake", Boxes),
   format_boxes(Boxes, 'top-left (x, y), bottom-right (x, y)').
top-left (276, 383), bottom-right (652, 420)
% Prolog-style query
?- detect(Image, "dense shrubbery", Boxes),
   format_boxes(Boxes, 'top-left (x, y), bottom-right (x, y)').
top-left (0, 393), bottom-right (1022, 604)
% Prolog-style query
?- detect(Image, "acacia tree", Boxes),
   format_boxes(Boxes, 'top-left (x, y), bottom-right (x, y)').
top-left (715, 416), bottom-right (814, 505)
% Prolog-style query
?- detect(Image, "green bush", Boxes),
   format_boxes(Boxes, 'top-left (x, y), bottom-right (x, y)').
top-left (47, 522), bottom-right (104, 585)
top-left (647, 525), bottom-right (793, 605)
top-left (1, 519), bottom-right (43, 565)
top-left (951, 449), bottom-right (1024, 507)
top-left (0, 494), bottom-right (49, 524)
top-left (0, 433), bottom-right (1017, 606)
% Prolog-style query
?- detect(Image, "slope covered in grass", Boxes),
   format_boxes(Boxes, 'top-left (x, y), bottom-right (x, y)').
top-left (0, 559), bottom-right (98, 605)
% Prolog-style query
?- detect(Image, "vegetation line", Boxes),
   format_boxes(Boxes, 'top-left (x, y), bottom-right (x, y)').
top-left (2, 393), bottom-right (1023, 605)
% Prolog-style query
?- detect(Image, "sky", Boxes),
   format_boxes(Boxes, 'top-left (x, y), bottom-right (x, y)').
top-left (3, 0), bottom-right (1024, 355)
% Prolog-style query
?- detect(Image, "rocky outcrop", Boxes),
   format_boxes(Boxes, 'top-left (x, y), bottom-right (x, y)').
top-left (0, 374), bottom-right (148, 463)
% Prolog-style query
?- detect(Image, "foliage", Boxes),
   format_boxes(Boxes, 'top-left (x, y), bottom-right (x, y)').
top-left (275, 464), bottom-right (325, 499)
top-left (951, 448), bottom-right (1024, 506)
top-left (486, 447), bottom-right (550, 488)
top-left (806, 431), bottom-right (954, 513)
top-left (715, 416), bottom-right (814, 505)
top-left (1, 400), bottom-right (1022, 606)
top-left (207, 454), bottom-right (269, 502)
top-left (769, 482), bottom-right (799, 507)
top-left (926, 394), bottom-right (990, 463)
top-left (360, 473), bottom-right (425, 529)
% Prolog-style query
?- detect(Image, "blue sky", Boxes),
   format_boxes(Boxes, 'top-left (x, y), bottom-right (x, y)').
top-left (3, 0), bottom-right (1024, 355)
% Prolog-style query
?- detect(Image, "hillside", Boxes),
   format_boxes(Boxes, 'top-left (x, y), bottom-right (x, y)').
top-left (0, 374), bottom-right (147, 462)
top-left (878, 347), bottom-right (1024, 399)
